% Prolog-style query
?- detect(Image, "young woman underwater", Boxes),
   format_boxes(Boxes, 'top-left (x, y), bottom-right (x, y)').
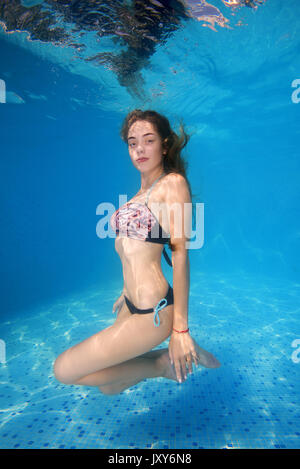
top-left (53, 110), bottom-right (220, 394)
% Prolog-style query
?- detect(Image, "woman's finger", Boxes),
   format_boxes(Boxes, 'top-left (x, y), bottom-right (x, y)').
top-left (180, 357), bottom-right (187, 380)
top-left (174, 358), bottom-right (183, 383)
top-left (112, 294), bottom-right (124, 314)
top-left (191, 350), bottom-right (199, 367)
top-left (186, 354), bottom-right (193, 375)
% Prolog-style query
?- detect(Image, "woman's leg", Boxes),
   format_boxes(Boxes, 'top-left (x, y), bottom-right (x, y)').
top-left (53, 300), bottom-right (174, 386)
top-left (96, 340), bottom-right (220, 395)
top-left (53, 301), bottom-right (220, 394)
top-left (75, 348), bottom-right (178, 394)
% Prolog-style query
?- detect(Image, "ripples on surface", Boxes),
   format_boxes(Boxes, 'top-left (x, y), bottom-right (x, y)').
top-left (0, 0), bottom-right (267, 99)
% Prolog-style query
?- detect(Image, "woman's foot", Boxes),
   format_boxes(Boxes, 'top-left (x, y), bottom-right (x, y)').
top-left (193, 340), bottom-right (221, 369)
top-left (156, 342), bottom-right (220, 383)
top-left (156, 349), bottom-right (178, 381)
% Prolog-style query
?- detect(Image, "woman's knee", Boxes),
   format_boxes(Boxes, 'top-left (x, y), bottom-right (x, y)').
top-left (53, 352), bottom-right (75, 385)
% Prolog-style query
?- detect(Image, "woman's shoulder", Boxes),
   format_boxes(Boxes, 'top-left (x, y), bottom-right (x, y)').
top-left (163, 172), bottom-right (190, 197)
top-left (159, 172), bottom-right (191, 206)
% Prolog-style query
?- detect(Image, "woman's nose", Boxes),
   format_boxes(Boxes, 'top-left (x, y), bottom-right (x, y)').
top-left (136, 142), bottom-right (144, 153)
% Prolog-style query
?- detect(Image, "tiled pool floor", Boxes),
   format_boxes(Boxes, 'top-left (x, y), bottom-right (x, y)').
top-left (0, 272), bottom-right (299, 449)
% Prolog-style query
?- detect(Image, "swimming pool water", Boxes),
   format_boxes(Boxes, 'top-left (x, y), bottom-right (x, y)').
top-left (1, 271), bottom-right (299, 449)
top-left (1, 0), bottom-right (300, 450)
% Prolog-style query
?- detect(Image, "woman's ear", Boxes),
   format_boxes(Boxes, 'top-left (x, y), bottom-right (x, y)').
top-left (162, 137), bottom-right (169, 154)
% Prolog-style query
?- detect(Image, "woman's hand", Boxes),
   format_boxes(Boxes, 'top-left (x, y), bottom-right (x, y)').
top-left (168, 332), bottom-right (199, 382)
top-left (112, 293), bottom-right (124, 315)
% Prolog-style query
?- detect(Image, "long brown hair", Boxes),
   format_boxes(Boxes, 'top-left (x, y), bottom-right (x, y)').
top-left (120, 109), bottom-right (198, 244)
top-left (120, 109), bottom-right (193, 198)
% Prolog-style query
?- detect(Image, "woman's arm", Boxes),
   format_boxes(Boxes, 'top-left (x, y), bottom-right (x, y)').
top-left (164, 173), bottom-right (198, 382)
top-left (172, 248), bottom-right (190, 331)
top-left (164, 173), bottom-right (191, 328)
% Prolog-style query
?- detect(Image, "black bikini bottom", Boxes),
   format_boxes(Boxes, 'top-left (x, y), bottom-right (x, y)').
top-left (124, 284), bottom-right (174, 327)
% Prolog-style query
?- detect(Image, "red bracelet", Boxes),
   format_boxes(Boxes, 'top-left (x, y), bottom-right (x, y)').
top-left (173, 328), bottom-right (189, 333)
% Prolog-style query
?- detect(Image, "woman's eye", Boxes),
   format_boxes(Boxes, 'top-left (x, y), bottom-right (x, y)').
top-left (128, 139), bottom-right (154, 147)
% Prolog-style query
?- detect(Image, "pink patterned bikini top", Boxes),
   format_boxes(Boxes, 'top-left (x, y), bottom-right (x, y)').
top-left (110, 173), bottom-right (172, 266)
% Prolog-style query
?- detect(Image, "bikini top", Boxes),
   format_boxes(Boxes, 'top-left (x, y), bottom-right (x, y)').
top-left (110, 173), bottom-right (172, 267)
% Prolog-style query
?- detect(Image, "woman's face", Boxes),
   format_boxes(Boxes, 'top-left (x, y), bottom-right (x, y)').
top-left (127, 120), bottom-right (164, 173)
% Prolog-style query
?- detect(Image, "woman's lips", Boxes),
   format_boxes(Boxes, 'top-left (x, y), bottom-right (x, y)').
top-left (137, 158), bottom-right (149, 163)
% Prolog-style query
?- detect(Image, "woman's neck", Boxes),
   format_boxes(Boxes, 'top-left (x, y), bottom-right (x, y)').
top-left (139, 168), bottom-right (165, 193)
